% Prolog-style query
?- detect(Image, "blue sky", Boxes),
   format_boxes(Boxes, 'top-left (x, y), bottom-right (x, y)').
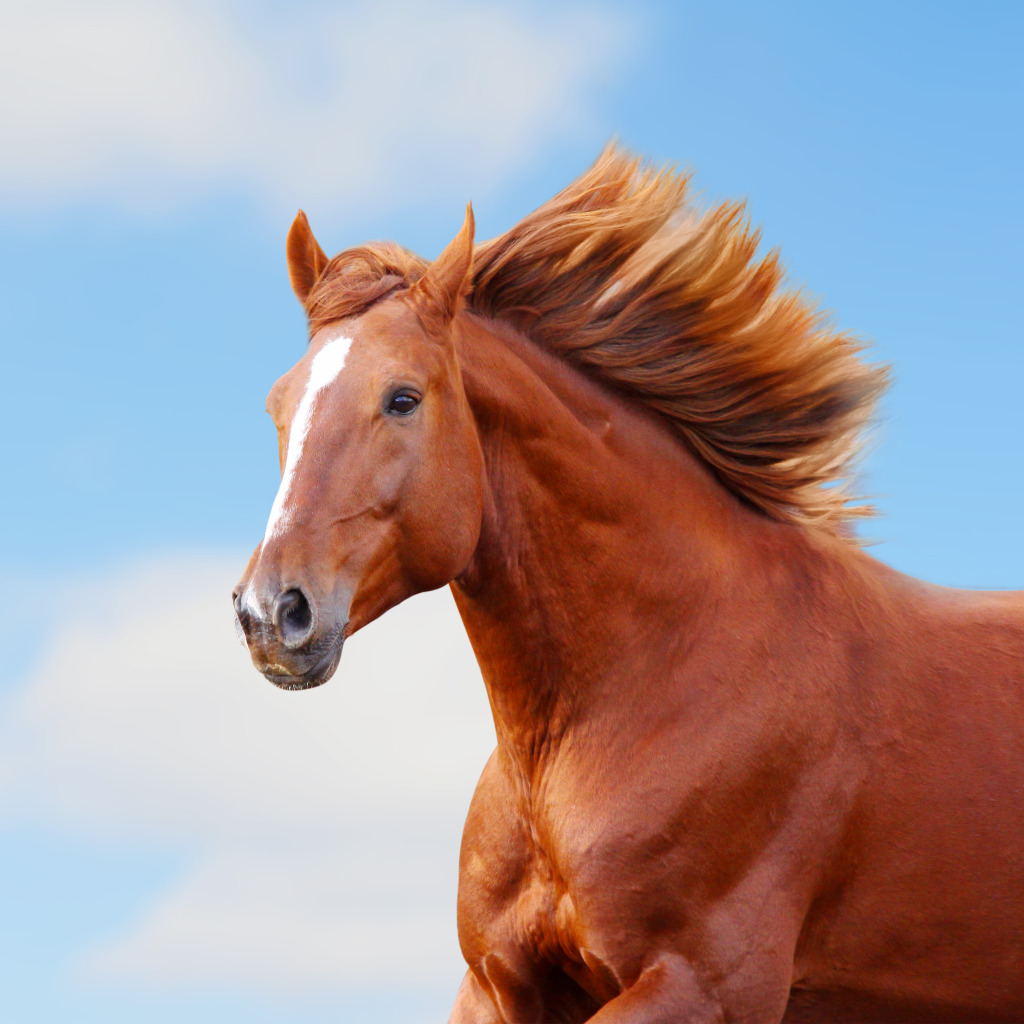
top-left (1, 1), bottom-right (1021, 1021)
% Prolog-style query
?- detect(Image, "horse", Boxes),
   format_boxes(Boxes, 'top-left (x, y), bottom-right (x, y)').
top-left (232, 147), bottom-right (1024, 1023)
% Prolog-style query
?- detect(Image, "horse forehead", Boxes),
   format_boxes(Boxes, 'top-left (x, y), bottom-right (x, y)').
top-left (276, 303), bottom-right (437, 418)
top-left (307, 329), bottom-right (356, 384)
top-left (274, 326), bottom-right (363, 408)
top-left (349, 297), bottom-right (447, 365)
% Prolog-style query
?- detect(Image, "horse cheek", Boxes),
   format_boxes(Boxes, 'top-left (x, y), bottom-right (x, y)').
top-left (401, 432), bottom-right (483, 591)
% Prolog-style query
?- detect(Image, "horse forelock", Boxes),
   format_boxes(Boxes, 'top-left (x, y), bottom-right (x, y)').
top-left (305, 242), bottom-right (428, 336)
top-left (302, 146), bottom-right (888, 534)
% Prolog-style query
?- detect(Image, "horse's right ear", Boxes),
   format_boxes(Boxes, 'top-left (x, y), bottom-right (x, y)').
top-left (409, 204), bottom-right (475, 333)
top-left (286, 210), bottom-right (329, 304)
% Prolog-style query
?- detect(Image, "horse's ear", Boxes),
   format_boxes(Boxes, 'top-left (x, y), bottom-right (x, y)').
top-left (286, 210), bottom-right (329, 304)
top-left (410, 204), bottom-right (475, 331)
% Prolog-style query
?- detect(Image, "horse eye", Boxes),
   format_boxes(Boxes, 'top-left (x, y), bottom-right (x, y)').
top-left (386, 389), bottom-right (421, 415)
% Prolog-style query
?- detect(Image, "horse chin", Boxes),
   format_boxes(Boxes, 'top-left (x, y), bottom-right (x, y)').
top-left (261, 638), bottom-right (344, 691)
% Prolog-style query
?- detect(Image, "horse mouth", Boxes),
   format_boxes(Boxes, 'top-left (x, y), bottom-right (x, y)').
top-left (261, 637), bottom-right (344, 691)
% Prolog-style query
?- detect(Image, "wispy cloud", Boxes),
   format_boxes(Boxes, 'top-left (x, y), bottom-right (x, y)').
top-left (0, 553), bottom-right (494, 991)
top-left (0, 0), bottom-right (628, 217)
top-left (81, 844), bottom-right (463, 989)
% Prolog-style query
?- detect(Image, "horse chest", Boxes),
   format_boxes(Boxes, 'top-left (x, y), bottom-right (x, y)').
top-left (464, 828), bottom-right (574, 955)
top-left (465, 841), bottom-right (628, 1013)
top-left (461, 780), bottom-right (640, 1012)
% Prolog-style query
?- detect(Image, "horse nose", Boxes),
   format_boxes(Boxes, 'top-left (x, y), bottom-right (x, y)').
top-left (272, 587), bottom-right (316, 649)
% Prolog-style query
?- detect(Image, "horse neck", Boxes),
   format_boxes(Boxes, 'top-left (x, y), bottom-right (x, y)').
top-left (449, 314), bottom-right (784, 766)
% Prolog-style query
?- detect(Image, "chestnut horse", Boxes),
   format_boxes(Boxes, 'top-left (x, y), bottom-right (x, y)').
top-left (233, 149), bottom-right (1024, 1023)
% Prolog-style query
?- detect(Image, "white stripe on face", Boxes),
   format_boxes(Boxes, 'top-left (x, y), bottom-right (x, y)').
top-left (261, 335), bottom-right (354, 548)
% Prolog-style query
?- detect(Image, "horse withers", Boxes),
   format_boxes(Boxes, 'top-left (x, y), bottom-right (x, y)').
top-left (234, 149), bottom-right (1024, 1023)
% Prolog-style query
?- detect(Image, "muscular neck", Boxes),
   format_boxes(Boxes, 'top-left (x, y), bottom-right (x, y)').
top-left (449, 315), bottom-right (779, 773)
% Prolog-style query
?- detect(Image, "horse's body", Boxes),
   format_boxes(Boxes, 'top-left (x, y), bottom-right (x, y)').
top-left (234, 151), bottom-right (1024, 1022)
top-left (446, 314), bottom-right (1024, 1023)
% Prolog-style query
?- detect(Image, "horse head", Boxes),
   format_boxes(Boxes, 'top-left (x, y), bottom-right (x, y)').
top-left (233, 208), bottom-right (483, 689)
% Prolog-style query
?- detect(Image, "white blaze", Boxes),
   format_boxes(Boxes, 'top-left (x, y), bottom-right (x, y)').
top-left (261, 336), bottom-right (353, 548)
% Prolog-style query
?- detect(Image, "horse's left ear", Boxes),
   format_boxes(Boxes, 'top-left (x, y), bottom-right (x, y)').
top-left (410, 203), bottom-right (475, 331)
top-left (286, 210), bottom-right (329, 305)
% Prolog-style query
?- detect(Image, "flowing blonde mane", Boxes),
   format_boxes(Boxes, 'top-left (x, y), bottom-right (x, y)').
top-left (306, 146), bottom-right (888, 532)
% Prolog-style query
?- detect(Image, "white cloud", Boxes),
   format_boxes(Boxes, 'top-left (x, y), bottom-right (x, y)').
top-left (81, 845), bottom-right (463, 989)
top-left (0, 0), bottom-right (627, 216)
top-left (0, 552), bottom-right (495, 991)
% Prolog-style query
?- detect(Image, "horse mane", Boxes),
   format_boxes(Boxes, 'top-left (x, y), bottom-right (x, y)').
top-left (305, 146), bottom-right (888, 532)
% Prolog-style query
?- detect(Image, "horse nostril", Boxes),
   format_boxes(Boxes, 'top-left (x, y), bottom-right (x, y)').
top-left (273, 588), bottom-right (315, 648)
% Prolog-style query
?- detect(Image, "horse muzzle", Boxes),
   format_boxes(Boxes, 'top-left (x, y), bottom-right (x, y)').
top-left (232, 582), bottom-right (347, 690)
